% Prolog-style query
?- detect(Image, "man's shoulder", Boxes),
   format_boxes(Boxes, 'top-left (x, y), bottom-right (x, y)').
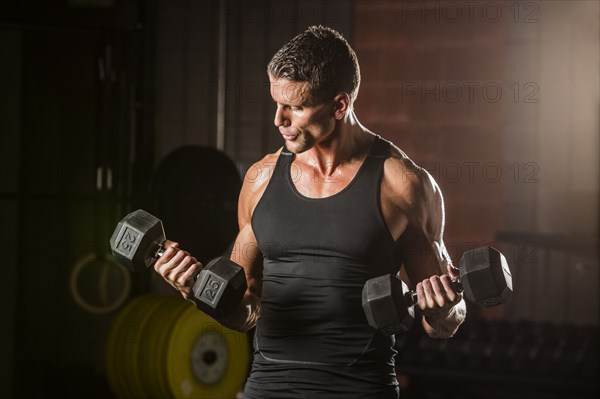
top-left (381, 144), bottom-right (441, 209)
top-left (383, 145), bottom-right (429, 187)
top-left (238, 148), bottom-right (283, 224)
top-left (242, 148), bottom-right (283, 191)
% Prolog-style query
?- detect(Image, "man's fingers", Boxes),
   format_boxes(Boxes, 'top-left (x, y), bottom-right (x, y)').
top-left (167, 254), bottom-right (195, 283)
top-left (164, 240), bottom-right (180, 249)
top-left (173, 257), bottom-right (201, 285)
top-left (429, 275), bottom-right (448, 308)
top-left (154, 247), bottom-right (192, 280)
top-left (156, 247), bottom-right (180, 271)
top-left (417, 280), bottom-right (437, 309)
top-left (178, 261), bottom-right (203, 287)
top-left (440, 274), bottom-right (461, 304)
top-left (153, 245), bottom-right (177, 273)
top-left (417, 275), bottom-right (461, 311)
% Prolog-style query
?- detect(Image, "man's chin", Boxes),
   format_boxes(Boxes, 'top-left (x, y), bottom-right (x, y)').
top-left (284, 141), bottom-right (309, 154)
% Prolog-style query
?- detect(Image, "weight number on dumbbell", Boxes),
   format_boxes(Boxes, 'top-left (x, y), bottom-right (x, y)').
top-left (119, 228), bottom-right (140, 254)
top-left (202, 277), bottom-right (223, 304)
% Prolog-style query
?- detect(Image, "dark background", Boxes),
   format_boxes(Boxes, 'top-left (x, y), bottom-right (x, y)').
top-left (1, 0), bottom-right (598, 398)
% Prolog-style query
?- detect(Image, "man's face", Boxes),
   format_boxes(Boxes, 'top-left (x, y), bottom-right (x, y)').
top-left (269, 75), bottom-right (336, 154)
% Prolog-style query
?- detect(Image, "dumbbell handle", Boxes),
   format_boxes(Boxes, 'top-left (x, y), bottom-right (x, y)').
top-left (153, 244), bottom-right (165, 260)
top-left (407, 279), bottom-right (464, 306)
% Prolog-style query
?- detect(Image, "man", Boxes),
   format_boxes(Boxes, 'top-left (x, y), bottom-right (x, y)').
top-left (155, 26), bottom-right (466, 398)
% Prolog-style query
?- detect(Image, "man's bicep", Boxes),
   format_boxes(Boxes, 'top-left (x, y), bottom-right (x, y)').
top-left (397, 171), bottom-right (450, 287)
top-left (398, 223), bottom-right (446, 288)
top-left (230, 223), bottom-right (263, 298)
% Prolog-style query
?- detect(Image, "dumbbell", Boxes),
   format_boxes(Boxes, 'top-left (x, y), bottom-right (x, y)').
top-left (362, 246), bottom-right (512, 335)
top-left (109, 209), bottom-right (247, 318)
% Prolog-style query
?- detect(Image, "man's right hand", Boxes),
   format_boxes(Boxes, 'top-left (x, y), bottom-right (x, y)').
top-left (154, 240), bottom-right (204, 301)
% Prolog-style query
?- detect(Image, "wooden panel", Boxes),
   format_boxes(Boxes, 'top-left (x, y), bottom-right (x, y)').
top-left (0, 29), bottom-right (21, 399)
top-left (155, 0), bottom-right (218, 162)
top-left (0, 30), bottom-right (21, 194)
top-left (21, 30), bottom-right (97, 198)
top-left (0, 199), bottom-right (18, 398)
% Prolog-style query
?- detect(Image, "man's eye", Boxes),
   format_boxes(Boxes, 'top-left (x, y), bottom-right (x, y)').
top-left (291, 106), bottom-right (303, 111)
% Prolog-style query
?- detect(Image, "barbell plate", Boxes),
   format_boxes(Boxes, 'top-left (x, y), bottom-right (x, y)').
top-left (125, 296), bottom-right (166, 399)
top-left (166, 303), bottom-right (251, 399)
top-left (139, 296), bottom-right (189, 399)
top-left (105, 295), bottom-right (131, 399)
top-left (124, 296), bottom-right (167, 399)
top-left (106, 295), bottom-right (141, 399)
top-left (106, 295), bottom-right (158, 399)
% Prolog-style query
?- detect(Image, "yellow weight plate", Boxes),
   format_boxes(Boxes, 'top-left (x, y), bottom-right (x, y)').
top-left (106, 295), bottom-right (149, 399)
top-left (105, 296), bottom-right (128, 399)
top-left (166, 303), bottom-right (251, 399)
top-left (107, 295), bottom-right (142, 399)
top-left (126, 296), bottom-right (166, 399)
top-left (106, 295), bottom-right (164, 399)
top-left (136, 298), bottom-right (165, 398)
top-left (121, 296), bottom-right (163, 399)
top-left (157, 298), bottom-right (192, 399)
top-left (138, 295), bottom-right (187, 399)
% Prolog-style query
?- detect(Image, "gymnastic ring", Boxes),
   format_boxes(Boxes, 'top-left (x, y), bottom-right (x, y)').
top-left (69, 252), bottom-right (131, 314)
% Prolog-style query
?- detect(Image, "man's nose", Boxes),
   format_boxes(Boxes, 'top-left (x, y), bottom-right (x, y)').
top-left (274, 105), bottom-right (290, 127)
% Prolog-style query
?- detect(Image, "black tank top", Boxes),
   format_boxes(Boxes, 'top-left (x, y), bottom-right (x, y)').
top-left (247, 136), bottom-right (401, 398)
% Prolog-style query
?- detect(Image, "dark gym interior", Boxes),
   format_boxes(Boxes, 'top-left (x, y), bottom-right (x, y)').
top-left (1, 0), bottom-right (598, 398)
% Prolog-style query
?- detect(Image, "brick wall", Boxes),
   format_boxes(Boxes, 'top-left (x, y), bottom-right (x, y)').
top-left (354, 1), bottom-right (599, 325)
top-left (354, 0), bottom-right (508, 261)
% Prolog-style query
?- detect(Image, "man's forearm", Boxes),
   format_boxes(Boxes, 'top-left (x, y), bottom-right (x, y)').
top-left (421, 299), bottom-right (467, 338)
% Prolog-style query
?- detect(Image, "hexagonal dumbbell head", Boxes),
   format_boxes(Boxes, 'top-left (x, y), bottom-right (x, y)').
top-left (193, 257), bottom-right (248, 318)
top-left (362, 274), bottom-right (415, 335)
top-left (110, 209), bottom-right (166, 272)
top-left (459, 246), bottom-right (513, 307)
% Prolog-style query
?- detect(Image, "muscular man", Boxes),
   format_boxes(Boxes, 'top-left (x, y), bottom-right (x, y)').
top-left (155, 26), bottom-right (466, 398)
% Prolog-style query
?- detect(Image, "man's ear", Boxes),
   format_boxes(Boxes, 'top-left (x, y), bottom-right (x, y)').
top-left (333, 93), bottom-right (350, 120)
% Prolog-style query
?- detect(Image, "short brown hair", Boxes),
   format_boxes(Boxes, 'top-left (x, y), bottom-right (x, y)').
top-left (267, 25), bottom-right (361, 104)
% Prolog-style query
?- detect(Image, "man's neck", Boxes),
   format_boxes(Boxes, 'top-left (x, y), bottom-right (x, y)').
top-left (299, 111), bottom-right (375, 177)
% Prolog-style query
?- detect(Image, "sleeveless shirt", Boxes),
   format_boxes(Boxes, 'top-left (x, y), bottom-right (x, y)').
top-left (244, 136), bottom-right (401, 398)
